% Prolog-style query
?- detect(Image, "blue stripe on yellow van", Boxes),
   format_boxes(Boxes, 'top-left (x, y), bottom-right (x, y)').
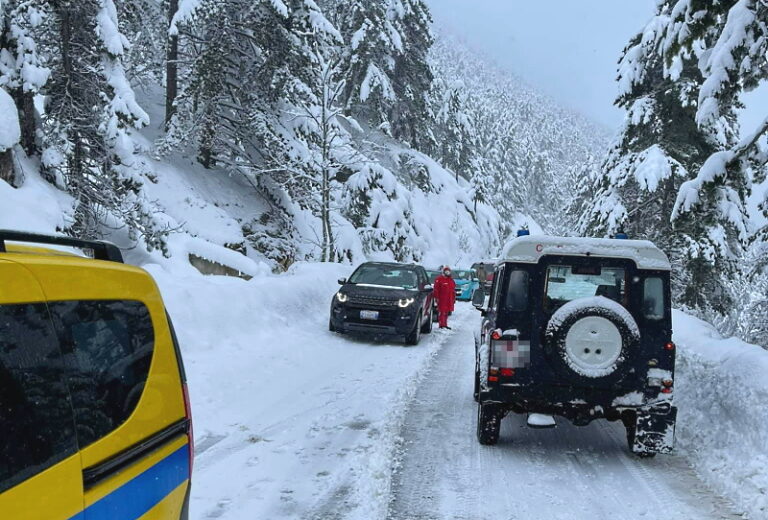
top-left (68, 444), bottom-right (189, 520)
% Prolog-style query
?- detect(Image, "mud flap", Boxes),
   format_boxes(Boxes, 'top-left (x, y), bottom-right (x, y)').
top-left (631, 405), bottom-right (677, 454)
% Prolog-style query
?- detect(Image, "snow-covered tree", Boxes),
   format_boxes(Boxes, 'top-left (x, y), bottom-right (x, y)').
top-left (41, 0), bottom-right (161, 248)
top-left (388, 0), bottom-right (434, 151)
top-left (342, 161), bottom-right (419, 262)
top-left (338, 0), bottom-right (401, 129)
top-left (469, 154), bottom-right (491, 214)
top-left (581, 0), bottom-right (754, 314)
top-left (430, 33), bottom-right (607, 236)
top-left (118, 0), bottom-right (166, 89)
top-left (0, 0), bottom-right (49, 155)
top-left (434, 79), bottom-right (474, 181)
top-left (657, 0), bottom-right (757, 313)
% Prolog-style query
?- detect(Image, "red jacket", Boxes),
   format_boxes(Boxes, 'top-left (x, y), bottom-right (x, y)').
top-left (433, 274), bottom-right (456, 313)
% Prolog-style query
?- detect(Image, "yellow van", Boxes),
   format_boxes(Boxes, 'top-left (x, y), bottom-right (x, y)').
top-left (0, 230), bottom-right (193, 520)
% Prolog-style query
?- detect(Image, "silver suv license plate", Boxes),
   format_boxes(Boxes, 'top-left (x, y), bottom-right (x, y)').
top-left (360, 310), bottom-right (379, 320)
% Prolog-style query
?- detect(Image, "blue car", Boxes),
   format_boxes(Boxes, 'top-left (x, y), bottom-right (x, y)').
top-left (453, 269), bottom-right (480, 301)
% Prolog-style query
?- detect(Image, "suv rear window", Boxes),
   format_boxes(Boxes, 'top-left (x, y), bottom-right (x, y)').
top-left (50, 300), bottom-right (155, 448)
top-left (643, 278), bottom-right (665, 320)
top-left (505, 270), bottom-right (529, 311)
top-left (0, 303), bottom-right (78, 494)
top-left (544, 265), bottom-right (626, 312)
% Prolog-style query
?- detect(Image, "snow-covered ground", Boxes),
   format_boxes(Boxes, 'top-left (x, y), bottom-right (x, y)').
top-left (149, 262), bottom-right (466, 519)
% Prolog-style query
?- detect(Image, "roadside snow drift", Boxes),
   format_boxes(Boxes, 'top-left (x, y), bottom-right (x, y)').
top-left (673, 310), bottom-right (768, 518)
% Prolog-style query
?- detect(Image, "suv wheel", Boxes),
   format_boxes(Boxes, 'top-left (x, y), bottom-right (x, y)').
top-left (328, 318), bottom-right (336, 333)
top-left (544, 299), bottom-right (640, 385)
top-left (405, 312), bottom-right (422, 346)
top-left (476, 402), bottom-right (502, 445)
top-left (421, 308), bottom-right (433, 334)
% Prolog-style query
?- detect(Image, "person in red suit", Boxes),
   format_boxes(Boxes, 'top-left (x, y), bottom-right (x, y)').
top-left (433, 266), bottom-right (456, 329)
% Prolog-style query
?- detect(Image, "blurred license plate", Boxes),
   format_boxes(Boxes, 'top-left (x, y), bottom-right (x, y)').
top-left (360, 310), bottom-right (379, 320)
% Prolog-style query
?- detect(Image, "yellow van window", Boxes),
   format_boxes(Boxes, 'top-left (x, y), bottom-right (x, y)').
top-left (0, 303), bottom-right (78, 493)
top-left (50, 301), bottom-right (154, 448)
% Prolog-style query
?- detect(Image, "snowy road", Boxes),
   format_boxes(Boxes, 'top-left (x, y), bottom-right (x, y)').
top-left (386, 308), bottom-right (744, 520)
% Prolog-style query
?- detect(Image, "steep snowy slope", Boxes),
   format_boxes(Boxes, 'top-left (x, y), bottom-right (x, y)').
top-left (431, 30), bottom-right (610, 234)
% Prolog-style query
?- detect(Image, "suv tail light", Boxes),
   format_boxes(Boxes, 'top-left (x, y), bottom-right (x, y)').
top-left (664, 342), bottom-right (675, 351)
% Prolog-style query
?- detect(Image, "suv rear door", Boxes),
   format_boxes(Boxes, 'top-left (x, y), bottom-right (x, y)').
top-left (0, 260), bottom-right (84, 520)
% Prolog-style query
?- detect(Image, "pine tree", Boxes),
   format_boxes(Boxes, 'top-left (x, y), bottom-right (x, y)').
top-left (338, 0), bottom-right (400, 129)
top-left (580, 1), bottom-right (747, 314)
top-left (468, 154), bottom-right (490, 215)
top-left (42, 0), bottom-right (161, 249)
top-left (660, 0), bottom-right (757, 313)
top-left (0, 0), bottom-right (50, 156)
top-left (388, 0), bottom-right (434, 151)
top-left (434, 79), bottom-right (474, 181)
top-left (119, 0), bottom-right (166, 89)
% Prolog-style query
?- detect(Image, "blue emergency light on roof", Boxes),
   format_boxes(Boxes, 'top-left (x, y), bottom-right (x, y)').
top-left (615, 232), bottom-right (629, 240)
top-left (517, 229), bottom-right (530, 237)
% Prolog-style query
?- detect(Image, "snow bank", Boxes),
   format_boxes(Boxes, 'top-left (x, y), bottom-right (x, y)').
top-left (0, 156), bottom-right (74, 231)
top-left (673, 310), bottom-right (768, 518)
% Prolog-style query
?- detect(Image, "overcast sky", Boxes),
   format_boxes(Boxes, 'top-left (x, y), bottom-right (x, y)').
top-left (427, 0), bottom-right (768, 135)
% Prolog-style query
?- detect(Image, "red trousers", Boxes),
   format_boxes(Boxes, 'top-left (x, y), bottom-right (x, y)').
top-left (438, 311), bottom-right (449, 328)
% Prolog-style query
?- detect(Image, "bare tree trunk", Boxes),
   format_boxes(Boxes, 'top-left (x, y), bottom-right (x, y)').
top-left (0, 150), bottom-right (14, 185)
top-left (166, 0), bottom-right (179, 127)
top-left (320, 85), bottom-right (334, 263)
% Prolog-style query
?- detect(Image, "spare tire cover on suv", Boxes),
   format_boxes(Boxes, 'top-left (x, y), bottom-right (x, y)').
top-left (544, 296), bottom-right (640, 383)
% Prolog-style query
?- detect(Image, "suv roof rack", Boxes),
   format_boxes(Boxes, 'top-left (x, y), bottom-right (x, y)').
top-left (0, 230), bottom-right (124, 263)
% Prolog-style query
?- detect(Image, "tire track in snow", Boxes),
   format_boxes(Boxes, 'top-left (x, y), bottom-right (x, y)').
top-left (303, 306), bottom-right (477, 520)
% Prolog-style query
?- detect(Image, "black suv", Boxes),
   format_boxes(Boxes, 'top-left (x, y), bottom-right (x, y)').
top-left (473, 234), bottom-right (677, 457)
top-left (330, 262), bottom-right (434, 345)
